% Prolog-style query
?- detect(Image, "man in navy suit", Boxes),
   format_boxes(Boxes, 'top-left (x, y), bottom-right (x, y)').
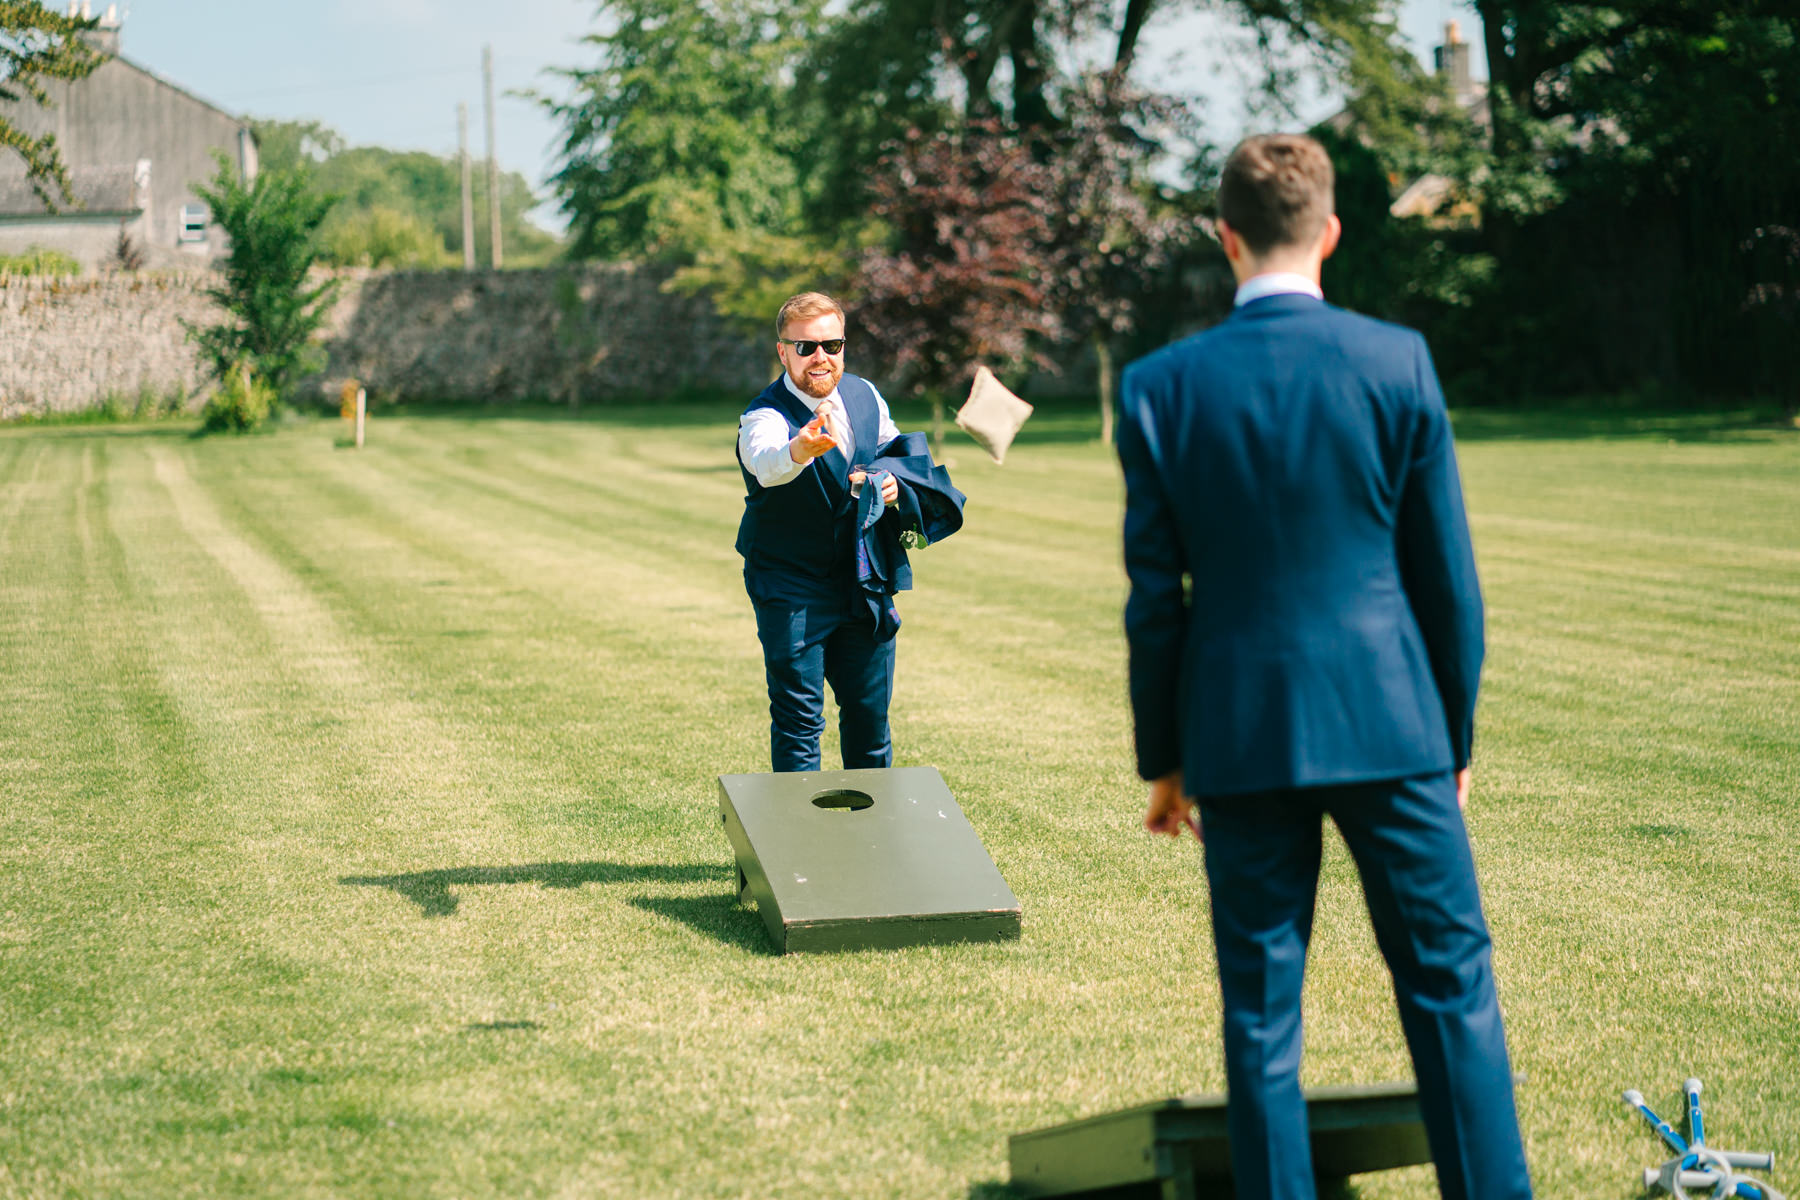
top-left (1118, 134), bottom-right (1532, 1200)
top-left (736, 292), bottom-right (905, 772)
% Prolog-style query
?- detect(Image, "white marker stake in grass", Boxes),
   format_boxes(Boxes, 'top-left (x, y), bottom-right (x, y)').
top-left (355, 387), bottom-right (366, 449)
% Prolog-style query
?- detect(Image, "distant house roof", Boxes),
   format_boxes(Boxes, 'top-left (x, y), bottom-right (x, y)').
top-left (1390, 174), bottom-right (1455, 220)
top-left (0, 164), bottom-right (145, 218)
top-left (113, 52), bottom-right (245, 126)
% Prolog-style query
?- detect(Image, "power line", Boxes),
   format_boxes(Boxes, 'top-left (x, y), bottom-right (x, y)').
top-left (219, 56), bottom-right (546, 104)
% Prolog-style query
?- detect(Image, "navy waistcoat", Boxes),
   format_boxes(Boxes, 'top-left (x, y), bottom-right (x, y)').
top-left (736, 373), bottom-right (883, 585)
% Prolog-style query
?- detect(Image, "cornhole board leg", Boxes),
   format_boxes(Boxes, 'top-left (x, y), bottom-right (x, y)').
top-left (1009, 1081), bottom-right (1432, 1198)
top-left (719, 765), bottom-right (1021, 954)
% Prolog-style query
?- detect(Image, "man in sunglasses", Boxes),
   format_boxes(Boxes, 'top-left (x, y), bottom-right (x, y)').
top-left (734, 291), bottom-right (907, 772)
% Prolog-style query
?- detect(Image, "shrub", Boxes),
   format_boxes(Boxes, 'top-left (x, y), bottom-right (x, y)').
top-left (0, 245), bottom-right (81, 276)
top-left (184, 155), bottom-right (338, 400)
top-left (99, 382), bottom-right (184, 421)
top-left (109, 224), bottom-right (146, 272)
top-left (199, 365), bottom-right (274, 433)
top-left (321, 205), bottom-right (452, 269)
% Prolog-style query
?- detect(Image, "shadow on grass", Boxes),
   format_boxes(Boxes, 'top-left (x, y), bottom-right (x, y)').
top-left (340, 860), bottom-right (730, 918)
top-left (961, 1175), bottom-right (1368, 1199)
top-left (368, 398), bottom-right (742, 429)
top-left (1447, 407), bottom-right (1792, 443)
top-left (0, 421), bottom-right (200, 442)
top-left (965, 1180), bottom-right (1019, 1199)
top-left (343, 393), bottom-right (1797, 444)
top-left (627, 893), bottom-right (776, 955)
top-left (338, 394), bottom-right (1117, 446)
top-left (464, 1019), bottom-right (541, 1032)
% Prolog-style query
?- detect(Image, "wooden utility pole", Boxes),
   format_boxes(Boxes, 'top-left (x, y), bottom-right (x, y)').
top-left (482, 45), bottom-right (503, 269)
top-left (458, 103), bottom-right (475, 271)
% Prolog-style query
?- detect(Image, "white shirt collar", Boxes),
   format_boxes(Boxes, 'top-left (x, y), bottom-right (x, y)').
top-left (1234, 272), bottom-right (1324, 307)
top-left (782, 372), bottom-right (839, 412)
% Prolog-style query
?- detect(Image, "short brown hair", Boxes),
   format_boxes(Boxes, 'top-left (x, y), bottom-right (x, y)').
top-left (775, 292), bottom-right (845, 339)
top-left (1218, 133), bottom-right (1334, 256)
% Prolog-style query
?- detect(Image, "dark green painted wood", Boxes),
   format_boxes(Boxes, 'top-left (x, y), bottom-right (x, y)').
top-left (718, 766), bottom-right (1022, 954)
top-left (1008, 1082), bottom-right (1432, 1197)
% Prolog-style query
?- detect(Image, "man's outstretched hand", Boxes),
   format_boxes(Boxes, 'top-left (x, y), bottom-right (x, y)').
top-left (1144, 771), bottom-right (1200, 842)
top-left (789, 415), bottom-right (837, 464)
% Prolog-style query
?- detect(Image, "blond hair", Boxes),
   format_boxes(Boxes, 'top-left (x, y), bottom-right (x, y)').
top-left (775, 292), bottom-right (846, 339)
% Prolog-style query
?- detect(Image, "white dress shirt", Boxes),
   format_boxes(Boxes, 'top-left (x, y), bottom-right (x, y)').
top-left (1234, 271), bottom-right (1325, 307)
top-left (738, 373), bottom-right (902, 489)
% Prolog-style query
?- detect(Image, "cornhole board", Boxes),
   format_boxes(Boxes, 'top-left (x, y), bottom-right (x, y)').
top-left (1009, 1081), bottom-right (1431, 1198)
top-left (718, 765), bottom-right (1021, 953)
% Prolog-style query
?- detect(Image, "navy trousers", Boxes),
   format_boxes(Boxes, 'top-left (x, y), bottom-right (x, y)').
top-left (748, 577), bottom-right (895, 772)
top-left (1199, 771), bottom-right (1532, 1200)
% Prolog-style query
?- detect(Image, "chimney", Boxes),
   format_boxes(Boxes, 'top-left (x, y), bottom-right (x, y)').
top-left (80, 3), bottom-right (122, 55)
top-left (1434, 19), bottom-right (1474, 107)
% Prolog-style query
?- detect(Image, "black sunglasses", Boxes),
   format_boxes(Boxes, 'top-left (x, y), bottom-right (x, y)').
top-left (779, 337), bottom-right (846, 356)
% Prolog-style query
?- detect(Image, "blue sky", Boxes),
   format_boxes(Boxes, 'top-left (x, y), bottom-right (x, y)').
top-left (92, 0), bottom-right (1487, 230)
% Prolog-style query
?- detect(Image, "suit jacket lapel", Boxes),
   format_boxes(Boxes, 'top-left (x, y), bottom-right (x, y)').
top-left (837, 375), bottom-right (881, 469)
top-left (819, 441), bottom-right (850, 490)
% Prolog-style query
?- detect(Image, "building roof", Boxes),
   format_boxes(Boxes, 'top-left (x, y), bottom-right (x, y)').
top-left (0, 164), bottom-right (145, 218)
top-left (112, 52), bottom-right (246, 127)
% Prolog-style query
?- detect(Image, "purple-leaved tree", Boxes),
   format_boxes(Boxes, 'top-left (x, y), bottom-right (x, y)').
top-left (1040, 73), bottom-right (1192, 443)
top-left (855, 123), bottom-right (1062, 455)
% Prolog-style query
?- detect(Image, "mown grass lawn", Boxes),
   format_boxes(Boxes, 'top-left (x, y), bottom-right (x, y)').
top-left (1, 402), bottom-right (1795, 1199)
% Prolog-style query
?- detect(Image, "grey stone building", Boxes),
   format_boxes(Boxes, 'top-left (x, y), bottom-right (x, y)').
top-left (0, 3), bottom-right (256, 271)
top-left (1321, 21), bottom-right (1489, 222)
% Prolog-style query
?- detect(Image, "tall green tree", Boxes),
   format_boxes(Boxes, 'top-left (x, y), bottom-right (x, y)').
top-left (0, 2), bottom-right (103, 208)
top-left (250, 119), bottom-right (561, 269)
top-left (1040, 73), bottom-right (1193, 442)
top-left (1463, 0), bottom-right (1800, 396)
top-left (541, 0), bottom-right (824, 264)
top-left (184, 156), bottom-right (338, 402)
top-left (797, 0), bottom-right (1175, 225)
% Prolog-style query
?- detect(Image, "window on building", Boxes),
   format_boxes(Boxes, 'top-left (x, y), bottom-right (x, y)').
top-left (178, 204), bottom-right (208, 243)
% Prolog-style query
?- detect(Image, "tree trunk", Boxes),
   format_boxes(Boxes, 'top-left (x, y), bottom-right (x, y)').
top-left (1095, 332), bottom-right (1115, 445)
top-left (931, 394), bottom-right (946, 460)
top-left (1005, 2), bottom-right (1053, 130)
top-left (1474, 1), bottom-right (1525, 267)
top-left (1113, 0), bottom-right (1158, 74)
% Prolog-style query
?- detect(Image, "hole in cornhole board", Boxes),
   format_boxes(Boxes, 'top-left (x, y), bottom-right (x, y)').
top-left (811, 789), bottom-right (874, 811)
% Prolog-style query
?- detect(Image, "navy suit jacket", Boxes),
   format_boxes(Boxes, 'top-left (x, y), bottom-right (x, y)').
top-left (1117, 293), bottom-right (1483, 797)
top-left (851, 432), bottom-right (968, 638)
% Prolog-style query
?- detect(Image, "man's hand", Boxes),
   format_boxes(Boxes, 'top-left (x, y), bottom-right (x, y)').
top-left (789, 415), bottom-right (836, 464)
top-left (849, 470), bottom-right (900, 504)
top-left (1456, 766), bottom-right (1471, 810)
top-left (1144, 770), bottom-right (1200, 841)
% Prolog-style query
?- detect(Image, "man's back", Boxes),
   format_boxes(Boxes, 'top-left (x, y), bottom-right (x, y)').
top-left (1118, 293), bottom-right (1483, 798)
top-left (1122, 132), bottom-right (1530, 1200)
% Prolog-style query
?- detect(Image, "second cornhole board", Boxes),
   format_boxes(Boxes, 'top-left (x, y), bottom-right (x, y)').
top-left (718, 765), bottom-right (1021, 953)
top-left (1009, 1081), bottom-right (1432, 1198)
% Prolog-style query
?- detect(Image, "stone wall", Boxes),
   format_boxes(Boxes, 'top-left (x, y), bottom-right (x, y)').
top-left (0, 271), bottom-right (218, 418)
top-left (318, 264), bottom-right (769, 405)
top-left (0, 264), bottom-right (773, 421)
